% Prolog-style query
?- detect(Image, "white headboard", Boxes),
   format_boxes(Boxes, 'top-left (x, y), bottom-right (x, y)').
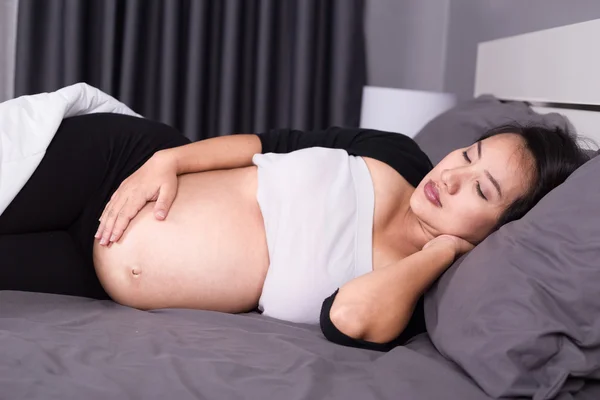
top-left (474, 19), bottom-right (600, 147)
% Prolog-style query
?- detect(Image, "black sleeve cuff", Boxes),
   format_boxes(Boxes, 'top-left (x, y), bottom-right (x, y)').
top-left (319, 289), bottom-right (427, 352)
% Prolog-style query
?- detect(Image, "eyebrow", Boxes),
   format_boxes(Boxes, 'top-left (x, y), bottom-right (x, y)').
top-left (478, 141), bottom-right (503, 198)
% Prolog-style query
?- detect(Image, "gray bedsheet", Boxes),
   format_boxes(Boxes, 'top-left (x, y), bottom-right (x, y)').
top-left (1, 291), bottom-right (597, 400)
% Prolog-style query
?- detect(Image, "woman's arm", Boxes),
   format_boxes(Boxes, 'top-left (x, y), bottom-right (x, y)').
top-left (97, 126), bottom-right (429, 245)
top-left (157, 134), bottom-right (261, 174)
top-left (96, 134), bottom-right (260, 245)
top-left (326, 236), bottom-right (472, 344)
top-left (163, 125), bottom-right (431, 179)
top-left (156, 126), bottom-right (412, 174)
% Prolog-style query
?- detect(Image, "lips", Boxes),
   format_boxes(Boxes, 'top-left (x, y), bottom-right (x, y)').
top-left (424, 180), bottom-right (442, 207)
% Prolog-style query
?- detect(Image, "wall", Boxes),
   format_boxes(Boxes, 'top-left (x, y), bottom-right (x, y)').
top-left (365, 0), bottom-right (450, 91)
top-left (0, 0), bottom-right (19, 102)
top-left (444, 0), bottom-right (600, 100)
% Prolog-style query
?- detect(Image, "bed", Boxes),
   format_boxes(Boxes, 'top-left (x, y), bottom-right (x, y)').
top-left (3, 20), bottom-right (600, 400)
top-left (0, 291), bottom-right (490, 400)
top-left (474, 18), bottom-right (600, 146)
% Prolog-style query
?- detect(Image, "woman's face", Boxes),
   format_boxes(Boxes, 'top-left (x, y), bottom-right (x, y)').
top-left (410, 133), bottom-right (534, 243)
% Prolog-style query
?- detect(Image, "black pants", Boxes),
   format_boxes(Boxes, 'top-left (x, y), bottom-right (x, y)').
top-left (0, 113), bottom-right (191, 299)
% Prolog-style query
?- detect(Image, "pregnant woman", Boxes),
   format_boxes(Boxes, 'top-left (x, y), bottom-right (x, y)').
top-left (0, 113), bottom-right (588, 351)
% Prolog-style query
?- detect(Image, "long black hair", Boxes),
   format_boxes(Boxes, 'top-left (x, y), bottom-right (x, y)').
top-left (477, 124), bottom-right (591, 230)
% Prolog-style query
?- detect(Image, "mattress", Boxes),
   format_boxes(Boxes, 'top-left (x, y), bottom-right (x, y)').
top-left (1, 291), bottom-right (598, 400)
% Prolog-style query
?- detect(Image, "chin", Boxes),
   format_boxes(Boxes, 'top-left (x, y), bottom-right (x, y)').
top-left (410, 195), bottom-right (437, 228)
top-left (408, 192), bottom-right (423, 214)
top-left (410, 189), bottom-right (435, 213)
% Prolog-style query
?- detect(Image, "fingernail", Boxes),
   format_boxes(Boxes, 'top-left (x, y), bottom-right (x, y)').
top-left (100, 237), bottom-right (108, 246)
top-left (95, 230), bottom-right (101, 239)
top-left (110, 234), bottom-right (117, 242)
top-left (157, 211), bottom-right (166, 219)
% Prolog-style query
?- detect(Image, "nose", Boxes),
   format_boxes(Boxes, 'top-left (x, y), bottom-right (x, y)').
top-left (441, 167), bottom-right (470, 195)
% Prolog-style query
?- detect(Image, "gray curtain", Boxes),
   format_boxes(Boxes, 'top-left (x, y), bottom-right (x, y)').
top-left (0, 0), bottom-right (19, 102)
top-left (15, 0), bottom-right (366, 140)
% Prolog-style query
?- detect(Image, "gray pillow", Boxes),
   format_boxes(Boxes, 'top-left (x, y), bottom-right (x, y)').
top-left (413, 95), bottom-right (573, 164)
top-left (425, 155), bottom-right (600, 399)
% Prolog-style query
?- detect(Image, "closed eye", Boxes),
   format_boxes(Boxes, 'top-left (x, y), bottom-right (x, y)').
top-left (462, 151), bottom-right (471, 163)
top-left (476, 183), bottom-right (488, 201)
top-left (463, 150), bottom-right (487, 201)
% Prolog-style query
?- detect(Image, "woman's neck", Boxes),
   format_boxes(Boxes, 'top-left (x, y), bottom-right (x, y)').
top-left (375, 191), bottom-right (435, 260)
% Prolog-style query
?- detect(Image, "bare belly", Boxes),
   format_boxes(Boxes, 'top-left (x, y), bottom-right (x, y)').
top-left (92, 166), bottom-right (269, 312)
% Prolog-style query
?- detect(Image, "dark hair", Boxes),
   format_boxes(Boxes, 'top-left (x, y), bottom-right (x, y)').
top-left (477, 124), bottom-right (591, 231)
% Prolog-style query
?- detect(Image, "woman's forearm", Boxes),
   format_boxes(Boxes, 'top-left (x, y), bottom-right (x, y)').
top-left (329, 245), bottom-right (456, 343)
top-left (157, 134), bottom-right (262, 174)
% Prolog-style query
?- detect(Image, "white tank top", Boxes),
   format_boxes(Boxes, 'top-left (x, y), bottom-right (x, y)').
top-left (252, 147), bottom-right (375, 324)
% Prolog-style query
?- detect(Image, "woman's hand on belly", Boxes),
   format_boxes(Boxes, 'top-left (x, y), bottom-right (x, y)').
top-left (93, 167), bottom-right (271, 313)
top-left (96, 151), bottom-right (179, 247)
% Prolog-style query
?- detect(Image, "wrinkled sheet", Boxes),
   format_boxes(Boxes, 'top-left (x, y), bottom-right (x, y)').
top-left (0, 291), bottom-right (488, 400)
top-left (1, 292), bottom-right (598, 400)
